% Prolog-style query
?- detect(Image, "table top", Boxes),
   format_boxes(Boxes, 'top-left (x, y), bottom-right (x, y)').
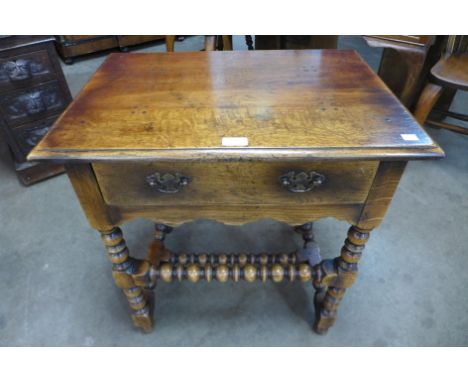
top-left (29, 50), bottom-right (443, 162)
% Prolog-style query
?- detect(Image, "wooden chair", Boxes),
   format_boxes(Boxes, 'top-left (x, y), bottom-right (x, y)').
top-left (165, 35), bottom-right (232, 52)
top-left (414, 36), bottom-right (468, 134)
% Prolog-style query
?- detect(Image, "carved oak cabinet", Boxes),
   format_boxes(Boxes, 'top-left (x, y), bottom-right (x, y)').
top-left (0, 36), bottom-right (72, 185)
top-left (29, 50), bottom-right (444, 334)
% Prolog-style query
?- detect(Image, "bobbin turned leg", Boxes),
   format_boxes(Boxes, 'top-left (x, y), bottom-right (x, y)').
top-left (147, 223), bottom-right (172, 266)
top-left (313, 225), bottom-right (371, 334)
top-left (295, 222), bottom-right (314, 243)
top-left (100, 227), bottom-right (154, 332)
top-left (295, 222), bottom-right (321, 267)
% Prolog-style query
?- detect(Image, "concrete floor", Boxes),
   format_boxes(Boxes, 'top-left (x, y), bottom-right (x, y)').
top-left (1, 36), bottom-right (467, 346)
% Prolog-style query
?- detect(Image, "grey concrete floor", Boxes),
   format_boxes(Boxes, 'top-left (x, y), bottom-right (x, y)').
top-left (1, 36), bottom-right (467, 346)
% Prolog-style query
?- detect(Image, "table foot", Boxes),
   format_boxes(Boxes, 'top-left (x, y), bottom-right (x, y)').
top-left (313, 225), bottom-right (371, 334)
top-left (130, 298), bottom-right (153, 333)
top-left (314, 287), bottom-right (346, 334)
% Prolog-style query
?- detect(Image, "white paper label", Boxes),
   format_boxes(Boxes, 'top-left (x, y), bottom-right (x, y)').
top-left (221, 137), bottom-right (249, 147)
top-left (401, 134), bottom-right (419, 141)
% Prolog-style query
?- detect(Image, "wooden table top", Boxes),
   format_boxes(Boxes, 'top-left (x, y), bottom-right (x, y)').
top-left (29, 50), bottom-right (443, 162)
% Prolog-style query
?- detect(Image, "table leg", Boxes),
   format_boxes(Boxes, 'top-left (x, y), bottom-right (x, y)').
top-left (314, 225), bottom-right (371, 334)
top-left (100, 227), bottom-right (154, 332)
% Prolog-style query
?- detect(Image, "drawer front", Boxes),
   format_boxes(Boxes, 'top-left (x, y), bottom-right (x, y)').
top-left (11, 115), bottom-right (58, 160)
top-left (0, 81), bottom-right (67, 126)
top-left (93, 161), bottom-right (379, 207)
top-left (0, 50), bottom-right (55, 90)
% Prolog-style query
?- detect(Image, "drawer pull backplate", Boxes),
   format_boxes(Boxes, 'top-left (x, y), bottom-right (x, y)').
top-left (279, 171), bottom-right (325, 193)
top-left (146, 172), bottom-right (191, 193)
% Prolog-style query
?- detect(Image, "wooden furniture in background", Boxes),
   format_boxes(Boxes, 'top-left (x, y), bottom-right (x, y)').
top-left (414, 36), bottom-right (468, 135)
top-left (0, 36), bottom-right (72, 185)
top-left (165, 35), bottom-right (335, 53)
top-left (116, 35), bottom-right (164, 52)
top-left (255, 36), bottom-right (338, 50)
top-left (55, 35), bottom-right (165, 64)
top-left (363, 35), bottom-right (453, 110)
top-left (29, 50), bottom-right (443, 334)
top-left (165, 35), bottom-right (233, 52)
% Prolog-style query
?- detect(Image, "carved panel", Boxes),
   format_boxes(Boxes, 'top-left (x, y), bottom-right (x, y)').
top-left (0, 82), bottom-right (66, 126)
top-left (0, 51), bottom-right (53, 85)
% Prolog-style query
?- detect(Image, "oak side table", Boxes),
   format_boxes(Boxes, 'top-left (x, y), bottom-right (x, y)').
top-left (29, 50), bottom-right (444, 334)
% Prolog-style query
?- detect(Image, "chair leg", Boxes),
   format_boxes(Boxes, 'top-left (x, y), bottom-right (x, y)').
top-left (245, 35), bottom-right (254, 50)
top-left (165, 35), bottom-right (176, 52)
top-left (413, 83), bottom-right (444, 125)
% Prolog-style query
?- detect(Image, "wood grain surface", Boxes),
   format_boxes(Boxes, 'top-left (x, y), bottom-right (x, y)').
top-left (29, 50), bottom-right (443, 162)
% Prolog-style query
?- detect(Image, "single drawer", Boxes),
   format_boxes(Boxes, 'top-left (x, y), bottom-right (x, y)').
top-left (93, 161), bottom-right (379, 207)
top-left (0, 50), bottom-right (55, 90)
top-left (11, 115), bottom-right (58, 160)
top-left (0, 81), bottom-right (67, 126)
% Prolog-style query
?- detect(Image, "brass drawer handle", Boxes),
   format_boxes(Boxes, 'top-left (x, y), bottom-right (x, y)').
top-left (279, 171), bottom-right (325, 193)
top-left (146, 172), bottom-right (191, 193)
